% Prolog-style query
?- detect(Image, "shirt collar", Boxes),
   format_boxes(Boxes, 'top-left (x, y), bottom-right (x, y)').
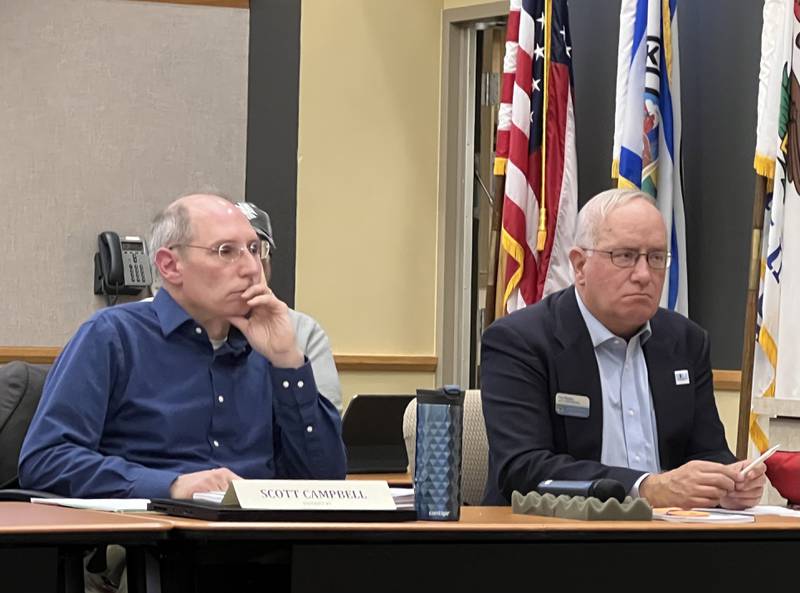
top-left (153, 288), bottom-right (194, 336)
top-left (152, 289), bottom-right (251, 355)
top-left (574, 289), bottom-right (652, 347)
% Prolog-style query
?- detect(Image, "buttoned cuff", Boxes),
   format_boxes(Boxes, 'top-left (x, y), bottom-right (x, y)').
top-left (271, 358), bottom-right (318, 407)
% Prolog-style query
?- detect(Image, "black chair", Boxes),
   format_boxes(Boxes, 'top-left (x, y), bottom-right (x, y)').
top-left (342, 394), bottom-right (415, 473)
top-left (0, 361), bottom-right (57, 500)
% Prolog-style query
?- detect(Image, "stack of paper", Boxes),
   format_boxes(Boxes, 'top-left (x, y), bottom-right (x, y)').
top-left (694, 505), bottom-right (800, 518)
top-left (390, 487), bottom-right (414, 510)
top-left (653, 507), bottom-right (754, 523)
top-left (193, 490), bottom-right (225, 504)
top-left (30, 498), bottom-right (151, 512)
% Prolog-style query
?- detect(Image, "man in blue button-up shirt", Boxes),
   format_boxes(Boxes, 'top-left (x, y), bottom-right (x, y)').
top-left (19, 193), bottom-right (347, 499)
top-left (482, 189), bottom-right (767, 510)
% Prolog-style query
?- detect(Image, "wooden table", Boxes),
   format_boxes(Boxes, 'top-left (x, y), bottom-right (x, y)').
top-left (345, 472), bottom-right (412, 486)
top-left (141, 506), bottom-right (800, 593)
top-left (0, 502), bottom-right (172, 593)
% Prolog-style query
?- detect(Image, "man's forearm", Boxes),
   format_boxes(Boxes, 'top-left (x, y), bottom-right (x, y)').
top-left (272, 363), bottom-right (346, 479)
top-left (20, 444), bottom-right (178, 498)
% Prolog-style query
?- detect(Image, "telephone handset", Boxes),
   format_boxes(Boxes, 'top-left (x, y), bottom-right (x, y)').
top-left (94, 231), bottom-right (153, 301)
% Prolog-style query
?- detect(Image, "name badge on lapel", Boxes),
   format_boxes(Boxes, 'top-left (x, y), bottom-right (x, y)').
top-left (674, 369), bottom-right (690, 386)
top-left (555, 392), bottom-right (590, 418)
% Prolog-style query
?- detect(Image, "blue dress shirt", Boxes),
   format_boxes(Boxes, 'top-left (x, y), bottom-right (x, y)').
top-left (19, 289), bottom-right (347, 498)
top-left (575, 292), bottom-right (661, 477)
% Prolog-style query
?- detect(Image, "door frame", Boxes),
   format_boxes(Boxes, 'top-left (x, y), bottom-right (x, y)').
top-left (436, 1), bottom-right (507, 387)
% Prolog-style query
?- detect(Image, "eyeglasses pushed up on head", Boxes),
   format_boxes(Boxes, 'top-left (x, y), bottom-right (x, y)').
top-left (168, 240), bottom-right (264, 263)
top-left (582, 247), bottom-right (671, 270)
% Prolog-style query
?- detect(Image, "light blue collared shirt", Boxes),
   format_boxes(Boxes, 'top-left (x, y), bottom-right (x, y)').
top-left (575, 291), bottom-right (661, 485)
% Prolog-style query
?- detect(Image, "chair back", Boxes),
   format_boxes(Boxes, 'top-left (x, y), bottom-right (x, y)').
top-left (342, 394), bottom-right (414, 473)
top-left (402, 389), bottom-right (488, 506)
top-left (0, 362), bottom-right (49, 488)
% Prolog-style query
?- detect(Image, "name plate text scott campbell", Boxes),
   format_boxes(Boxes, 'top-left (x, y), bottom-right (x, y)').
top-left (221, 480), bottom-right (396, 510)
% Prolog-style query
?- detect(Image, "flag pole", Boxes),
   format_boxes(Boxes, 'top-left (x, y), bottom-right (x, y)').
top-left (484, 173), bottom-right (506, 329)
top-left (736, 174), bottom-right (768, 459)
top-left (536, 0), bottom-right (553, 253)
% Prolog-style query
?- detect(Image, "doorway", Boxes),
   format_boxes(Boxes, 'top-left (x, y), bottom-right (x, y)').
top-left (436, 2), bottom-right (507, 390)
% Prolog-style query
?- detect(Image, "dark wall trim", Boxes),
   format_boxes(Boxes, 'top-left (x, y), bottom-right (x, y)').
top-left (246, 0), bottom-right (301, 307)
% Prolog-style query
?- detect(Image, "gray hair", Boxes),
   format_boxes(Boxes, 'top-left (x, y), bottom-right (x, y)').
top-left (574, 188), bottom-right (656, 248)
top-left (147, 190), bottom-right (238, 286)
top-left (148, 202), bottom-right (193, 286)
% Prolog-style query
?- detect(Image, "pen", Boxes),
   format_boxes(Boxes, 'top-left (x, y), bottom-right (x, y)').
top-left (740, 443), bottom-right (781, 476)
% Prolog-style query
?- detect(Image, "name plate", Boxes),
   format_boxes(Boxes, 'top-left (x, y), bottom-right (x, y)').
top-left (221, 480), bottom-right (397, 511)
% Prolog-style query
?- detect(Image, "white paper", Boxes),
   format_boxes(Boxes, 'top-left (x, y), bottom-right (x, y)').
top-left (695, 505), bottom-right (800, 518)
top-left (193, 490), bottom-right (225, 504)
top-left (653, 507), bottom-right (754, 523)
top-left (389, 487), bottom-right (414, 509)
top-left (389, 487), bottom-right (414, 500)
top-left (30, 498), bottom-right (150, 512)
top-left (749, 505), bottom-right (800, 517)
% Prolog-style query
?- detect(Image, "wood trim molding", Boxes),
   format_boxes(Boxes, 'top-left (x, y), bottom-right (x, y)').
top-left (334, 355), bottom-right (438, 373)
top-left (0, 347), bottom-right (740, 385)
top-left (0, 347), bottom-right (438, 372)
top-left (713, 369), bottom-right (741, 392)
top-left (0, 347), bottom-right (61, 364)
top-left (130, 1), bottom-right (249, 8)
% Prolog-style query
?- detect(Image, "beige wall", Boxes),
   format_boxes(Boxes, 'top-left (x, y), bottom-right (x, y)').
top-left (443, 0), bottom-right (498, 8)
top-left (715, 390), bottom-right (741, 454)
top-left (296, 0), bottom-right (443, 405)
top-left (339, 371), bottom-right (436, 404)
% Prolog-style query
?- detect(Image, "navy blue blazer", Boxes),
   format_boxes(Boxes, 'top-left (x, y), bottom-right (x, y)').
top-left (480, 287), bottom-right (735, 505)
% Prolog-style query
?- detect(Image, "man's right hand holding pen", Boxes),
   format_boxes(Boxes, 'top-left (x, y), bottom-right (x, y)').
top-left (639, 455), bottom-right (770, 510)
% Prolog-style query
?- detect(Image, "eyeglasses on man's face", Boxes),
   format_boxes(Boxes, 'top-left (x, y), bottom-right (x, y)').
top-left (582, 247), bottom-right (671, 270)
top-left (169, 240), bottom-right (263, 263)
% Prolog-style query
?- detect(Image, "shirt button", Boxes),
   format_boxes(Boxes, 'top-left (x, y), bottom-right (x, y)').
top-left (628, 409), bottom-right (635, 416)
top-left (306, 425), bottom-right (313, 433)
top-left (218, 395), bottom-right (224, 403)
top-left (282, 380), bottom-right (290, 389)
top-left (213, 439), bottom-right (220, 447)
top-left (195, 327), bottom-right (202, 335)
top-left (635, 455), bottom-right (641, 462)
top-left (297, 380), bottom-right (304, 388)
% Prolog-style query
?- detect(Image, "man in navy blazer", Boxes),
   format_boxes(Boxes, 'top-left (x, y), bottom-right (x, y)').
top-left (481, 189), bottom-right (767, 509)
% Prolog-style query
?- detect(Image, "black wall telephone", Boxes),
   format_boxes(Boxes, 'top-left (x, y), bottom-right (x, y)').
top-left (94, 231), bottom-right (153, 300)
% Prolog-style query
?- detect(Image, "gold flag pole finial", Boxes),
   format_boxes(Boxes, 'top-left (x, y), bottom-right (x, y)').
top-left (536, 0), bottom-right (553, 252)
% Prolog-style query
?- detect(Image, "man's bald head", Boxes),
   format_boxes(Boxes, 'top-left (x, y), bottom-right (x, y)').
top-left (148, 192), bottom-right (250, 281)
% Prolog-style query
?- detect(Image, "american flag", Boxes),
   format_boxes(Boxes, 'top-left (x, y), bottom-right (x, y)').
top-left (493, 0), bottom-right (578, 314)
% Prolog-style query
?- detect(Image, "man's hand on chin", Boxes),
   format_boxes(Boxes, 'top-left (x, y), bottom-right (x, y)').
top-left (227, 283), bottom-right (303, 368)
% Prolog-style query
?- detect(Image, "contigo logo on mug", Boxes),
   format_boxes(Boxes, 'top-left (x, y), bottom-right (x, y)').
top-left (428, 510), bottom-right (452, 518)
